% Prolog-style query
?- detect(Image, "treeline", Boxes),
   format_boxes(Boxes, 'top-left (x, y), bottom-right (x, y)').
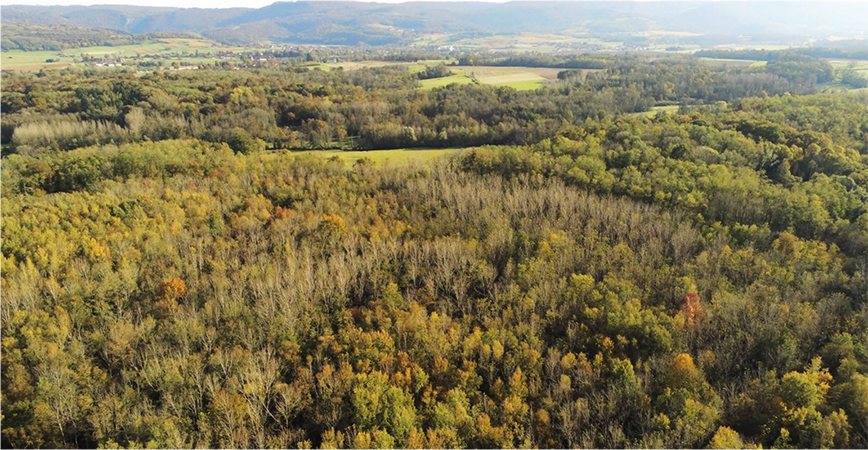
top-left (0, 64), bottom-right (647, 153)
top-left (0, 23), bottom-right (203, 52)
top-left (457, 53), bottom-right (610, 69)
top-left (841, 67), bottom-right (868, 89)
top-left (1, 54), bottom-right (844, 156)
top-left (580, 56), bottom-right (833, 103)
top-left (695, 47), bottom-right (868, 61)
top-left (457, 94), bottom-right (868, 257)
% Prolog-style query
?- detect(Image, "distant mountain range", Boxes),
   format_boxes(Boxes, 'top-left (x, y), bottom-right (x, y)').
top-left (3, 1), bottom-right (868, 46)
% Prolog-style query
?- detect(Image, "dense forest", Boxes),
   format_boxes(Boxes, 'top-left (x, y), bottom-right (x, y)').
top-left (2, 50), bottom-right (868, 449)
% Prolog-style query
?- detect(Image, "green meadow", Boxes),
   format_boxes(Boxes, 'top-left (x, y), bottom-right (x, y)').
top-left (1, 38), bottom-right (246, 71)
top-left (631, 105), bottom-right (682, 117)
top-left (315, 60), bottom-right (556, 91)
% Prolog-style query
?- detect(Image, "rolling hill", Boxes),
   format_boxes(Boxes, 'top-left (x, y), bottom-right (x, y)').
top-left (3, 1), bottom-right (867, 46)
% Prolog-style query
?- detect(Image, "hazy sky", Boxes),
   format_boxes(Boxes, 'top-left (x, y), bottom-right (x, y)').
top-left (6, 0), bottom-right (509, 7)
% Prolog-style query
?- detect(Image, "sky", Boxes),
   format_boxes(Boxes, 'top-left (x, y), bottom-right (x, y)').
top-left (7, 0), bottom-right (505, 7)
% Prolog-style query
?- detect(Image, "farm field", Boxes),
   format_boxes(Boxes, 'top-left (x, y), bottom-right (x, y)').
top-left (421, 65), bottom-right (567, 91)
top-left (0, 38), bottom-right (246, 71)
top-left (319, 61), bottom-right (568, 91)
top-left (413, 32), bottom-right (622, 53)
top-left (290, 147), bottom-right (466, 166)
top-left (452, 65), bottom-right (564, 90)
top-left (1, 50), bottom-right (72, 71)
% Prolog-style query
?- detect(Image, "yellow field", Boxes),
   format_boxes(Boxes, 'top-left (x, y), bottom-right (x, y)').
top-left (289, 148), bottom-right (465, 167)
top-left (451, 66), bottom-right (564, 90)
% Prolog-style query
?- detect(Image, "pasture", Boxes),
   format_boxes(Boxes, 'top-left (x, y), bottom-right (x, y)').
top-left (317, 60), bottom-right (566, 91)
top-left (1, 50), bottom-right (72, 71)
top-left (413, 32), bottom-right (621, 53)
top-left (454, 65), bottom-right (562, 90)
top-left (0, 38), bottom-right (244, 71)
top-left (421, 65), bottom-right (566, 91)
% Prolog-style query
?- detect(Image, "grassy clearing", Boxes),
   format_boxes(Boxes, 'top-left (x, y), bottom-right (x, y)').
top-left (289, 148), bottom-right (465, 166)
top-left (631, 105), bottom-right (682, 117)
top-left (1, 50), bottom-right (72, 71)
top-left (455, 66), bottom-right (560, 91)
top-left (419, 65), bottom-right (562, 91)
top-left (302, 61), bottom-right (560, 91)
top-left (453, 66), bottom-right (563, 81)
top-left (472, 72), bottom-right (545, 89)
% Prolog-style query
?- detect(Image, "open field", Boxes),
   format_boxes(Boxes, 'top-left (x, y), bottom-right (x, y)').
top-left (474, 72), bottom-right (545, 90)
top-left (631, 105), bottom-right (682, 117)
top-left (321, 59), bottom-right (454, 72)
top-left (317, 61), bottom-right (569, 91)
top-left (413, 32), bottom-right (622, 53)
top-left (451, 66), bottom-right (565, 90)
top-left (63, 40), bottom-right (248, 58)
top-left (1, 38), bottom-right (246, 71)
top-left (422, 65), bottom-right (568, 91)
top-left (1, 50), bottom-right (72, 71)
top-left (827, 59), bottom-right (868, 74)
top-left (454, 65), bottom-right (563, 80)
top-left (289, 147), bottom-right (465, 166)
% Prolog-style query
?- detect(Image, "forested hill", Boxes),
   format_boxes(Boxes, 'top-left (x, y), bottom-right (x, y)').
top-left (0, 23), bottom-right (203, 52)
top-left (3, 1), bottom-right (868, 45)
top-left (2, 18), bottom-right (868, 448)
